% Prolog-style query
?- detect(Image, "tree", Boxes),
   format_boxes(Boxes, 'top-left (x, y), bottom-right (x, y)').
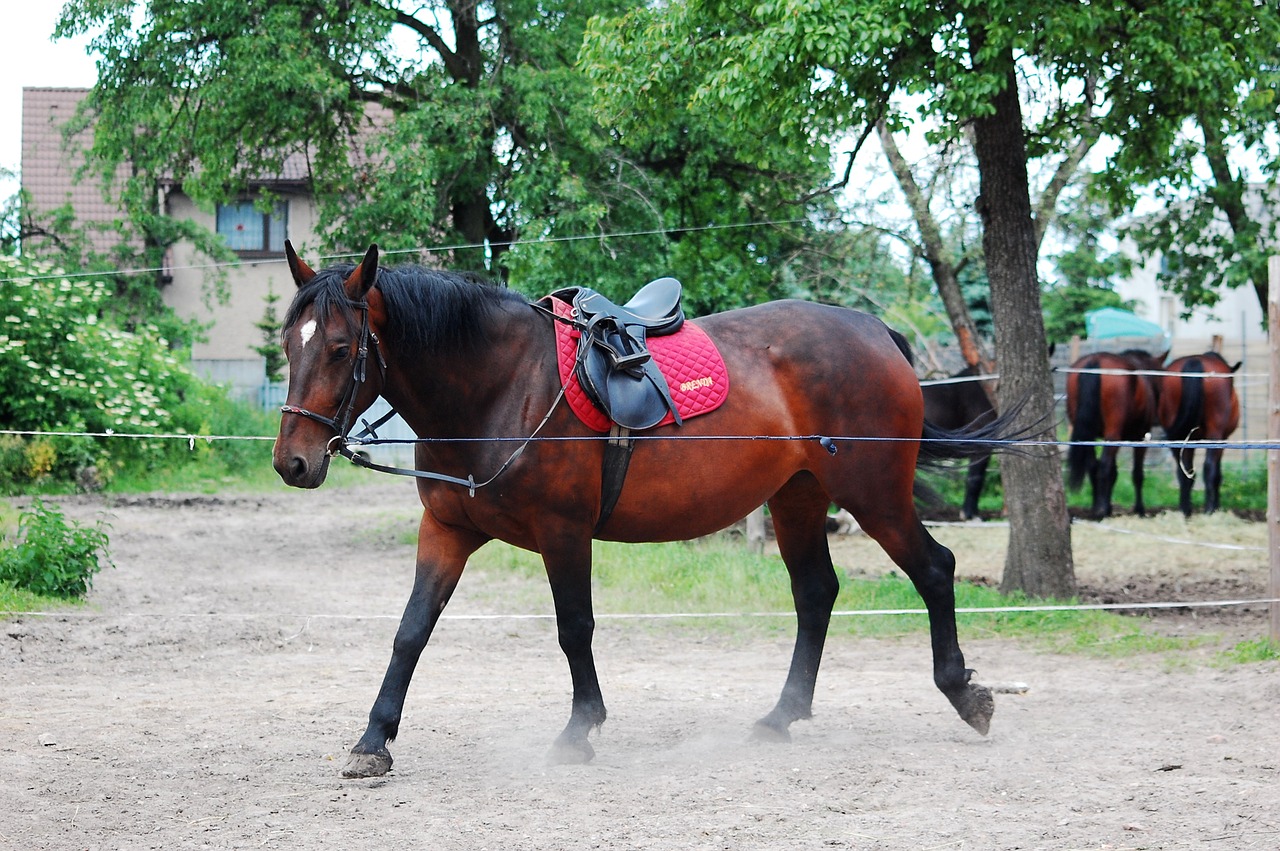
top-left (1041, 193), bottom-right (1137, 344)
top-left (55, 0), bottom-right (841, 311)
top-left (584, 0), bottom-right (1280, 596)
top-left (1089, 0), bottom-right (1280, 318)
top-left (583, 0), bottom-right (1080, 596)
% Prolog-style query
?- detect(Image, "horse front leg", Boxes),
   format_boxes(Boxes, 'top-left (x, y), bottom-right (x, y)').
top-left (542, 535), bottom-right (607, 764)
top-left (343, 515), bottom-right (486, 779)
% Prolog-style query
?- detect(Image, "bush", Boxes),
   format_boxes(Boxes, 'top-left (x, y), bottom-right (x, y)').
top-left (0, 498), bottom-right (112, 598)
top-left (1, 255), bottom-right (204, 473)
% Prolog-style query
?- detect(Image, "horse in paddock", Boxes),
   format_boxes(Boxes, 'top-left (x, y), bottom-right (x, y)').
top-left (1064, 350), bottom-right (1166, 518)
top-left (921, 366), bottom-right (996, 520)
top-left (272, 242), bottom-right (1024, 778)
top-left (1156, 352), bottom-right (1241, 516)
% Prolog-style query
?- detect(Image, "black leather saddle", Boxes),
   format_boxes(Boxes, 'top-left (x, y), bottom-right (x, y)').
top-left (551, 277), bottom-right (685, 430)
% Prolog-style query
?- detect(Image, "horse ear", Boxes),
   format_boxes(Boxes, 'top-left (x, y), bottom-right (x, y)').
top-left (1230, 360), bottom-right (1242, 373)
top-left (285, 240), bottom-right (316, 288)
top-left (344, 244), bottom-right (379, 301)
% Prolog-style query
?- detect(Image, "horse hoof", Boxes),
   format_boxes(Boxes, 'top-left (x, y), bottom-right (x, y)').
top-left (749, 720), bottom-right (791, 743)
top-left (950, 683), bottom-right (995, 736)
top-left (548, 738), bottom-right (595, 765)
top-left (341, 748), bottom-right (393, 778)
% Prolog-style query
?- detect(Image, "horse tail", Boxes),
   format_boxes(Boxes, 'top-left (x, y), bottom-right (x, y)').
top-left (884, 325), bottom-right (1024, 466)
top-left (1066, 370), bottom-right (1103, 492)
top-left (888, 327), bottom-right (915, 367)
top-left (1166, 358), bottom-right (1205, 441)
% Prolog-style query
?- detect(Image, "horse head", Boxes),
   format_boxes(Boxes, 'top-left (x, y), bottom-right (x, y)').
top-left (273, 242), bottom-right (386, 488)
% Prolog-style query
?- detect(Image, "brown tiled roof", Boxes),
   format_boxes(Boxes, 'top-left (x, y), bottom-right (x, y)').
top-left (21, 87), bottom-right (390, 248)
top-left (21, 87), bottom-right (132, 254)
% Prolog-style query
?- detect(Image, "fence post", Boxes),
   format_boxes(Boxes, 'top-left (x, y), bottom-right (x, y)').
top-left (1268, 255), bottom-right (1279, 644)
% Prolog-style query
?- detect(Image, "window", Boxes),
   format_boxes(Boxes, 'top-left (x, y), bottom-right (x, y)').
top-left (216, 200), bottom-right (287, 254)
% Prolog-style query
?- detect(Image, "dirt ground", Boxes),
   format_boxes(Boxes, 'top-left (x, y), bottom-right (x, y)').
top-left (3, 479), bottom-right (1278, 851)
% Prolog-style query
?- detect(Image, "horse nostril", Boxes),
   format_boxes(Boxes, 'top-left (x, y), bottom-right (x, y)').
top-left (288, 456), bottom-right (308, 482)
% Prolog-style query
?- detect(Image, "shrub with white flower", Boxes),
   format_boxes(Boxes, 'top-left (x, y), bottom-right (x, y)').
top-left (0, 256), bottom-right (200, 483)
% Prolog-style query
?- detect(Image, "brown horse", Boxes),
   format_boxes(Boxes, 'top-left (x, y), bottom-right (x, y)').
top-left (272, 243), bottom-right (1021, 778)
top-left (1156, 352), bottom-right (1241, 516)
top-left (921, 366), bottom-right (996, 520)
top-left (1064, 350), bottom-right (1165, 518)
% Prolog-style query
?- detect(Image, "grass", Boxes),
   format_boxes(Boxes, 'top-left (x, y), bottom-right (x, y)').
top-left (463, 535), bottom-right (1231, 659)
top-left (930, 454), bottom-right (1268, 519)
top-left (0, 581), bottom-right (73, 616)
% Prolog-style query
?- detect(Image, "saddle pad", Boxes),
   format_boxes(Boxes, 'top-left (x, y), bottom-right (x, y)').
top-left (547, 295), bottom-right (729, 433)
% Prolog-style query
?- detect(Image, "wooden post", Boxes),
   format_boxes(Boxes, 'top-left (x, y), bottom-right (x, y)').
top-left (1268, 255), bottom-right (1280, 643)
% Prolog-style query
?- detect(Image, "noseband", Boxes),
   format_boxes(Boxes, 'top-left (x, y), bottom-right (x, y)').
top-left (280, 300), bottom-right (387, 457)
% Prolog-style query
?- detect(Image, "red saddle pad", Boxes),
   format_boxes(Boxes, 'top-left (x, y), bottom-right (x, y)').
top-left (546, 295), bottom-right (729, 433)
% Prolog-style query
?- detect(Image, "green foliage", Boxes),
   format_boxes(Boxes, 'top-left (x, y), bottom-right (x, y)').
top-left (0, 255), bottom-right (200, 483)
top-left (0, 253), bottom-right (281, 492)
top-left (253, 287), bottom-right (286, 383)
top-left (1218, 639), bottom-right (1280, 665)
top-left (0, 498), bottom-right (111, 598)
top-left (468, 535), bottom-right (1204, 653)
top-left (54, 0), bottom-right (850, 312)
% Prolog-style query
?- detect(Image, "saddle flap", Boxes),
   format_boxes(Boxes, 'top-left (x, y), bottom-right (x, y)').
top-left (578, 346), bottom-right (680, 430)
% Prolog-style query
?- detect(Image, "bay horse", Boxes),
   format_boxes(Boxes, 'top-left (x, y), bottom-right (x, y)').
top-left (1156, 352), bottom-right (1241, 516)
top-left (1064, 350), bottom-right (1165, 518)
top-left (273, 243), bottom-right (1021, 778)
top-left (921, 366), bottom-right (996, 520)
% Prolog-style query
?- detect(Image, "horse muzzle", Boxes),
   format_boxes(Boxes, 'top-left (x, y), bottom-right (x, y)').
top-left (272, 430), bottom-right (333, 489)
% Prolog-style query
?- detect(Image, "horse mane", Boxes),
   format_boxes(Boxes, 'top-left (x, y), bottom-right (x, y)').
top-left (283, 263), bottom-right (529, 357)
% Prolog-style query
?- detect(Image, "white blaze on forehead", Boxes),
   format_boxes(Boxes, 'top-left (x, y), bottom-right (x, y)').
top-left (299, 319), bottom-right (317, 349)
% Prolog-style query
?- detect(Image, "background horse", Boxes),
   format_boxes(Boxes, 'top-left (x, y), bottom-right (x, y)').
top-left (273, 243), bottom-right (1021, 779)
top-left (921, 366), bottom-right (996, 520)
top-left (1156, 352), bottom-right (1241, 515)
top-left (1064, 350), bottom-right (1164, 518)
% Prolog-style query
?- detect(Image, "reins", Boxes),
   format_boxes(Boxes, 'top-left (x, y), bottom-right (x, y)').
top-left (280, 299), bottom-right (572, 496)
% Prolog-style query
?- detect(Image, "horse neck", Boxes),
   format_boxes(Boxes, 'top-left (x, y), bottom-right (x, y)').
top-left (380, 300), bottom-right (552, 437)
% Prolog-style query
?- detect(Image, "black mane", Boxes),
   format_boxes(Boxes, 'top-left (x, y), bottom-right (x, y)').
top-left (282, 262), bottom-right (528, 357)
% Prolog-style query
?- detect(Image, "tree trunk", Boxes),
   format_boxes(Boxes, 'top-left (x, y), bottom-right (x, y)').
top-left (877, 121), bottom-right (992, 377)
top-left (970, 51), bottom-right (1076, 599)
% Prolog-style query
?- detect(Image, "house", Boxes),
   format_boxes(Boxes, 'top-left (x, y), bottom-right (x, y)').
top-left (21, 87), bottom-right (322, 401)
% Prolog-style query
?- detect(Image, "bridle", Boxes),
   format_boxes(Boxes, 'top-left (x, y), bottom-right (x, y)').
top-left (280, 299), bottom-right (387, 459)
top-left (278, 298), bottom-right (570, 495)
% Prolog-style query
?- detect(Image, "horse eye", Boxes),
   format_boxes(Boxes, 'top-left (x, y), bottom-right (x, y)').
top-left (332, 345), bottom-right (350, 361)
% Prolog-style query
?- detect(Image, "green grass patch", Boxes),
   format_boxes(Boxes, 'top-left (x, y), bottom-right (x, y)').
top-left (466, 535), bottom-right (1208, 657)
top-left (1217, 638), bottom-right (1280, 664)
top-left (0, 581), bottom-right (74, 617)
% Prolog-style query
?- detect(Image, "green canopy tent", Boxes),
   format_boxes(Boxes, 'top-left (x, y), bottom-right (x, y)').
top-left (1084, 307), bottom-right (1170, 347)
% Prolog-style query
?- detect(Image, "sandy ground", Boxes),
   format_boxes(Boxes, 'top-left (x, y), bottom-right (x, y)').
top-left (3, 480), bottom-right (1278, 850)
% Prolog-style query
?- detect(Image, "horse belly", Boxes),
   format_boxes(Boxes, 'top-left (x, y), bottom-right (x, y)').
top-left (600, 446), bottom-right (801, 543)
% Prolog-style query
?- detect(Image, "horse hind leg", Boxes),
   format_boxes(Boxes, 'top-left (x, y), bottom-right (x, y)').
top-left (752, 474), bottom-right (841, 742)
top-left (1094, 445), bottom-right (1120, 518)
top-left (1131, 446), bottom-right (1148, 517)
top-left (1171, 447), bottom-right (1197, 517)
top-left (849, 495), bottom-right (993, 735)
top-left (1203, 446), bottom-right (1225, 513)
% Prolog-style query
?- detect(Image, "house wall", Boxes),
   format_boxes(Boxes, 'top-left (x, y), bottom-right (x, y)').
top-left (162, 190), bottom-right (321, 400)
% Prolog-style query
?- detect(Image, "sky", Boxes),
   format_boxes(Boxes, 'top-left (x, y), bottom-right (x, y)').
top-left (0, 5), bottom-right (100, 198)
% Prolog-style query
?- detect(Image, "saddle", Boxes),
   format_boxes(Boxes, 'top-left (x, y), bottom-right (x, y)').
top-left (550, 277), bottom-right (686, 430)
